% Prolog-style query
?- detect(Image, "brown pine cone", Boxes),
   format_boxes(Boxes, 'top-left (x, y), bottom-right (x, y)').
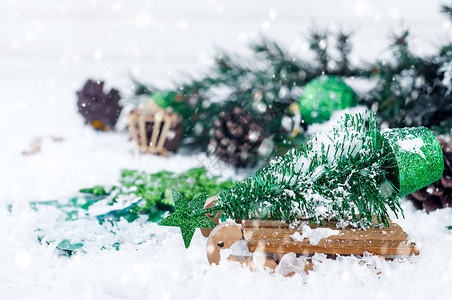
top-left (208, 107), bottom-right (265, 168)
top-left (77, 79), bottom-right (122, 130)
top-left (407, 137), bottom-right (452, 211)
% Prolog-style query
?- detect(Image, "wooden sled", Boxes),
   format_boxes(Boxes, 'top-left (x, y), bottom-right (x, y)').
top-left (202, 197), bottom-right (419, 274)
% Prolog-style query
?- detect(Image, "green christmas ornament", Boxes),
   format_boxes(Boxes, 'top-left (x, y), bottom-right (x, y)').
top-left (159, 190), bottom-right (216, 248)
top-left (160, 111), bottom-right (444, 248)
top-left (149, 90), bottom-right (192, 118)
top-left (151, 91), bottom-right (181, 109)
top-left (299, 76), bottom-right (358, 124)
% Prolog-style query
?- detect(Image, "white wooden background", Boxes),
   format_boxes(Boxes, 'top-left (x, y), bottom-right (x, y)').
top-left (0, 0), bottom-right (450, 138)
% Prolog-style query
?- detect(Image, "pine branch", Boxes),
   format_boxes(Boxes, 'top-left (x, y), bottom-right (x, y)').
top-left (441, 4), bottom-right (452, 20)
top-left (336, 31), bottom-right (353, 75)
top-left (130, 76), bottom-right (156, 96)
top-left (390, 30), bottom-right (414, 67)
top-left (362, 28), bottom-right (452, 133)
top-left (309, 30), bottom-right (329, 71)
top-left (130, 30), bottom-right (366, 166)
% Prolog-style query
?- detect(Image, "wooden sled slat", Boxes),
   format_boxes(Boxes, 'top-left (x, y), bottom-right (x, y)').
top-left (243, 227), bottom-right (408, 241)
top-left (244, 230), bottom-right (409, 246)
top-left (242, 219), bottom-right (419, 257)
top-left (246, 237), bottom-right (417, 256)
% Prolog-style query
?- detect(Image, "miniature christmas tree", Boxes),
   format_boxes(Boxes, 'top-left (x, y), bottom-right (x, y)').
top-left (159, 111), bottom-right (444, 248)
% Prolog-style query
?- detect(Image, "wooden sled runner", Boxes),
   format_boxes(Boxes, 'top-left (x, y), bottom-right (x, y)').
top-left (202, 197), bottom-right (419, 274)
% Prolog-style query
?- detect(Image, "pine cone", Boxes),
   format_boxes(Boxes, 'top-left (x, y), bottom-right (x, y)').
top-left (407, 137), bottom-right (452, 211)
top-left (208, 107), bottom-right (265, 168)
top-left (77, 79), bottom-right (122, 130)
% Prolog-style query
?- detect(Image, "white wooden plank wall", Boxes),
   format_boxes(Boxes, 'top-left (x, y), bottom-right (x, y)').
top-left (0, 0), bottom-right (449, 132)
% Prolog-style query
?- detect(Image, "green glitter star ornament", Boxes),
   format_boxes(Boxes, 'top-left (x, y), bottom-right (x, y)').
top-left (158, 190), bottom-right (216, 248)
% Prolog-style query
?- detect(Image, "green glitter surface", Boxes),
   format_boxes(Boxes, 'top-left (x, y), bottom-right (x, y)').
top-left (382, 127), bottom-right (444, 197)
top-left (150, 91), bottom-right (191, 116)
top-left (299, 76), bottom-right (357, 124)
top-left (158, 190), bottom-right (216, 248)
top-left (151, 91), bottom-right (179, 109)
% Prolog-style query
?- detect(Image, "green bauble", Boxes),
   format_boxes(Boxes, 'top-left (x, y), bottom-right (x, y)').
top-left (299, 76), bottom-right (358, 124)
top-left (151, 91), bottom-right (181, 109)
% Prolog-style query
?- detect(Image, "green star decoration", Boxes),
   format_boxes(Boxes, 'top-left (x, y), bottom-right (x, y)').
top-left (158, 190), bottom-right (216, 248)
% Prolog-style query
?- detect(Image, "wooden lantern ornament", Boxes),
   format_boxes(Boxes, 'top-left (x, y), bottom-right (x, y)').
top-left (129, 100), bottom-right (183, 156)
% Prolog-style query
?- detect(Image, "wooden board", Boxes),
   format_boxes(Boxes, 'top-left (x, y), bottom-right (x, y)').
top-left (242, 219), bottom-right (419, 257)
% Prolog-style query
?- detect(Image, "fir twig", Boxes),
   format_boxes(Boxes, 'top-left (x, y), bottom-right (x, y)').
top-left (309, 30), bottom-right (329, 71)
top-left (336, 31), bottom-right (353, 75)
top-left (441, 5), bottom-right (452, 20)
top-left (362, 26), bottom-right (452, 133)
top-left (131, 30), bottom-right (366, 166)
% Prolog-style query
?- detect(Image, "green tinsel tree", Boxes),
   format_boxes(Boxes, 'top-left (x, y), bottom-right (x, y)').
top-left (216, 112), bottom-right (401, 225)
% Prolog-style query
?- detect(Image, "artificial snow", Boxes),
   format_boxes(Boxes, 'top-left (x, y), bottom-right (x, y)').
top-left (1, 0), bottom-right (452, 299)
top-left (291, 224), bottom-right (341, 245)
top-left (306, 105), bottom-right (367, 136)
top-left (398, 137), bottom-right (426, 159)
top-left (224, 239), bottom-right (250, 257)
